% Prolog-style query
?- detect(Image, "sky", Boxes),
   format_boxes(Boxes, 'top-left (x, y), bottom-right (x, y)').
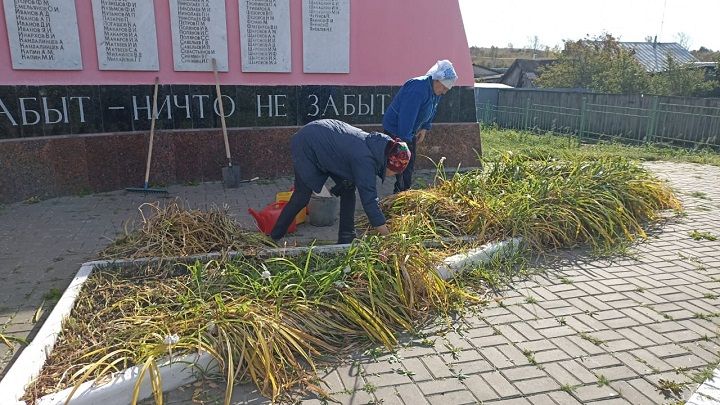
top-left (458, 0), bottom-right (720, 52)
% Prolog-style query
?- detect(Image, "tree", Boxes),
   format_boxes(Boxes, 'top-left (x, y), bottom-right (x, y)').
top-left (650, 55), bottom-right (714, 96)
top-left (674, 32), bottom-right (691, 50)
top-left (535, 34), bottom-right (651, 93)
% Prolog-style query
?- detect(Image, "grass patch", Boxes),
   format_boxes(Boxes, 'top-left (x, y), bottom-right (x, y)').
top-left (689, 230), bottom-right (718, 241)
top-left (481, 125), bottom-right (720, 166)
top-left (522, 349), bottom-right (538, 365)
top-left (657, 378), bottom-right (685, 398)
top-left (43, 288), bottom-right (62, 302)
top-left (597, 374), bottom-right (609, 386)
top-left (560, 383), bottom-right (576, 393)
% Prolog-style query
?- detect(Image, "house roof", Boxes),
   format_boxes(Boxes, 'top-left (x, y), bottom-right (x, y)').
top-left (499, 59), bottom-right (556, 87)
top-left (619, 42), bottom-right (698, 73)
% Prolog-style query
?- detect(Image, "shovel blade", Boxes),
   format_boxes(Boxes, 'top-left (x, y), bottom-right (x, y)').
top-left (222, 165), bottom-right (241, 188)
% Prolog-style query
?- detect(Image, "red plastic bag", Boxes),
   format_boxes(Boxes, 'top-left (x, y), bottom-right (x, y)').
top-left (248, 202), bottom-right (297, 235)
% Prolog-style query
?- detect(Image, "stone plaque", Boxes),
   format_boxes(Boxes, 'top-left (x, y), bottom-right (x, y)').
top-left (302, 0), bottom-right (349, 73)
top-left (168, 0), bottom-right (228, 72)
top-left (3, 0), bottom-right (82, 70)
top-left (91, 0), bottom-right (159, 71)
top-left (239, 0), bottom-right (291, 72)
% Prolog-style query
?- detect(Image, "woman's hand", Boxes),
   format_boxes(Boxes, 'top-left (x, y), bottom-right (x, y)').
top-left (375, 224), bottom-right (390, 236)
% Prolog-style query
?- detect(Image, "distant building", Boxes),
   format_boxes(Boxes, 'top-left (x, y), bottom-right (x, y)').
top-left (472, 64), bottom-right (504, 83)
top-left (499, 59), bottom-right (556, 88)
top-left (618, 42), bottom-right (698, 73)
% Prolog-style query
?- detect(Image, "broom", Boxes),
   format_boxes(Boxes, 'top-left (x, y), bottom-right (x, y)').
top-left (126, 77), bottom-right (168, 194)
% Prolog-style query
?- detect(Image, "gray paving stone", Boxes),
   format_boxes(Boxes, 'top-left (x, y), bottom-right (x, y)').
top-left (417, 378), bottom-right (467, 396)
top-left (615, 328), bottom-right (658, 347)
top-left (394, 384), bottom-right (430, 405)
top-left (611, 380), bottom-right (661, 405)
top-left (426, 389), bottom-right (477, 405)
top-left (580, 354), bottom-right (623, 370)
top-left (557, 360), bottom-right (598, 384)
top-left (565, 334), bottom-right (607, 356)
top-left (538, 326), bottom-right (576, 339)
top-left (484, 397), bottom-right (532, 404)
top-left (364, 371), bottom-right (415, 388)
top-left (421, 356), bottom-right (455, 379)
top-left (513, 376), bottom-right (560, 396)
top-left (547, 391), bottom-right (583, 404)
top-left (481, 346), bottom-right (515, 369)
top-left (516, 339), bottom-right (557, 353)
top-left (372, 387), bottom-right (404, 405)
top-left (399, 357), bottom-right (433, 382)
top-left (501, 365), bottom-right (546, 382)
top-left (451, 359), bottom-right (494, 376)
top-left (533, 349), bottom-right (571, 364)
top-left (573, 384), bottom-right (620, 402)
top-left (480, 371), bottom-right (521, 398)
top-left (592, 365), bottom-right (638, 381)
top-left (627, 376), bottom-right (687, 404)
top-left (461, 374), bottom-right (498, 402)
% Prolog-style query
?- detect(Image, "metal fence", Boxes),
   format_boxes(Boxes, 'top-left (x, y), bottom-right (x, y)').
top-left (476, 89), bottom-right (720, 150)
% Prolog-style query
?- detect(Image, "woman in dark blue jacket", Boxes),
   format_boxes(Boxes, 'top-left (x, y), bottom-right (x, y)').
top-left (270, 119), bottom-right (411, 244)
top-left (382, 60), bottom-right (458, 193)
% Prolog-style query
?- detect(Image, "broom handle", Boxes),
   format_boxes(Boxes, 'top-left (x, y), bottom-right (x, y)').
top-left (212, 58), bottom-right (232, 166)
top-left (144, 77), bottom-right (159, 187)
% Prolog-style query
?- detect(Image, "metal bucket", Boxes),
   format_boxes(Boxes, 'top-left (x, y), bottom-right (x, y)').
top-left (307, 195), bottom-right (337, 227)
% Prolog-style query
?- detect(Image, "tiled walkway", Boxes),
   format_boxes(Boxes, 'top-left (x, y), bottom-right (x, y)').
top-left (2, 162), bottom-right (719, 404)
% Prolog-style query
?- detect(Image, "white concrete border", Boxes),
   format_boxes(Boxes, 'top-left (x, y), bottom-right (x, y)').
top-left (0, 237), bottom-right (517, 404)
top-left (688, 368), bottom-right (720, 405)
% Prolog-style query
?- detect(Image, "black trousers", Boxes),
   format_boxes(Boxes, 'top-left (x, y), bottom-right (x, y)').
top-left (270, 172), bottom-right (357, 244)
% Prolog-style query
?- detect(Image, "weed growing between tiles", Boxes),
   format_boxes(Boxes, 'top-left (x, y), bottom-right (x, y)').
top-left (23, 151), bottom-right (683, 404)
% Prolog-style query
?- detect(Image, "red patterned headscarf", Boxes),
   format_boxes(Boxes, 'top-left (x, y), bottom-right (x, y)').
top-left (386, 139), bottom-right (411, 173)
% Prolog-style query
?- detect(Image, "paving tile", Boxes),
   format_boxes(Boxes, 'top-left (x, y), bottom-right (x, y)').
top-left (533, 349), bottom-right (571, 364)
top-left (522, 393), bottom-right (558, 405)
top-left (426, 389), bottom-right (477, 405)
top-left (480, 371), bottom-right (521, 398)
top-left (626, 376), bottom-right (687, 404)
top-left (580, 354), bottom-right (623, 370)
top-left (557, 359), bottom-right (598, 384)
top-left (394, 384), bottom-right (430, 405)
top-left (421, 356), bottom-right (455, 379)
top-left (573, 384), bottom-right (620, 402)
top-left (501, 365), bottom-right (546, 382)
top-left (399, 357), bottom-right (433, 382)
top-left (513, 376), bottom-right (559, 396)
top-left (542, 362), bottom-right (584, 386)
top-left (461, 374), bottom-right (498, 402)
top-left (372, 387), bottom-right (404, 405)
top-left (417, 378), bottom-right (467, 396)
top-left (538, 326), bottom-right (577, 339)
top-left (547, 391), bottom-right (583, 404)
top-left (592, 365), bottom-right (638, 381)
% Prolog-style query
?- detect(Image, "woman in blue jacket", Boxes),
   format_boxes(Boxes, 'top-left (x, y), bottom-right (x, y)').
top-left (270, 119), bottom-right (411, 244)
top-left (382, 60), bottom-right (458, 193)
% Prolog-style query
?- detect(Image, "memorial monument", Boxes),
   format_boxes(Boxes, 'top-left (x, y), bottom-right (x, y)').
top-left (0, 0), bottom-right (477, 203)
